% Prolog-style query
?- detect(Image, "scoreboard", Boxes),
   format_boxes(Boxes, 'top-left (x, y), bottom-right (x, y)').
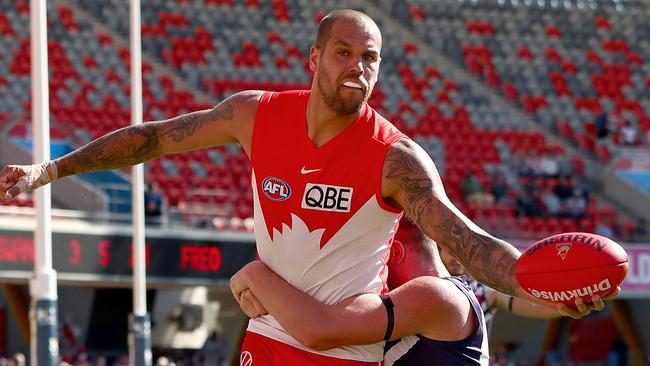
top-left (0, 222), bottom-right (256, 287)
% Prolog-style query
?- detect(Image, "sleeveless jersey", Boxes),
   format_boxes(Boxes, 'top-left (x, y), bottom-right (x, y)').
top-left (248, 90), bottom-right (405, 362)
top-left (468, 278), bottom-right (495, 335)
top-left (384, 276), bottom-right (490, 366)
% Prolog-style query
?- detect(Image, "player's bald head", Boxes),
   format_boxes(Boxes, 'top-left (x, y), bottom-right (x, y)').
top-left (315, 9), bottom-right (382, 50)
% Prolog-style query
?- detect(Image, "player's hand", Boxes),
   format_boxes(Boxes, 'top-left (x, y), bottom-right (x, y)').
top-left (0, 162), bottom-right (58, 200)
top-left (230, 267), bottom-right (250, 302)
top-left (230, 260), bottom-right (264, 301)
top-left (556, 286), bottom-right (621, 319)
top-left (239, 289), bottom-right (268, 318)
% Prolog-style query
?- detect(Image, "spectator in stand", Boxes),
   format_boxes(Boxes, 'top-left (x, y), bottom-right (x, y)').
top-left (540, 186), bottom-right (561, 217)
top-left (526, 151), bottom-right (544, 177)
top-left (620, 120), bottom-right (640, 146)
top-left (556, 154), bottom-right (574, 177)
top-left (513, 151), bottom-right (530, 176)
top-left (94, 355), bottom-right (106, 366)
top-left (490, 175), bottom-right (510, 203)
top-left (596, 217), bottom-right (617, 238)
top-left (554, 176), bottom-right (574, 201)
top-left (563, 190), bottom-right (587, 219)
top-left (520, 176), bottom-right (540, 195)
top-left (116, 355), bottom-right (129, 366)
top-left (519, 151), bottom-right (543, 177)
top-left (631, 218), bottom-right (649, 241)
top-left (461, 172), bottom-right (493, 205)
top-left (74, 352), bottom-right (92, 366)
top-left (540, 150), bottom-right (559, 177)
top-left (595, 111), bottom-right (611, 139)
top-left (461, 172), bottom-right (481, 199)
top-left (516, 189), bottom-right (544, 217)
top-left (201, 330), bottom-right (226, 366)
top-left (145, 183), bottom-right (163, 217)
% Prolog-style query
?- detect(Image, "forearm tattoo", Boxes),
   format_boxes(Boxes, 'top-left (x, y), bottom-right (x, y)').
top-left (57, 102), bottom-right (234, 178)
top-left (385, 142), bottom-right (518, 296)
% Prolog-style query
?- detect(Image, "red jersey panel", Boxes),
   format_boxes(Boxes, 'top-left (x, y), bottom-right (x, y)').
top-left (248, 90), bottom-right (405, 362)
top-left (241, 332), bottom-right (382, 366)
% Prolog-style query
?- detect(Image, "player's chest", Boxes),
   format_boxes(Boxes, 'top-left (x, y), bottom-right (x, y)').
top-left (255, 155), bottom-right (373, 214)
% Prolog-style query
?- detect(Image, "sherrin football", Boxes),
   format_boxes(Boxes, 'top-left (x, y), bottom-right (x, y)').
top-left (515, 232), bottom-right (628, 304)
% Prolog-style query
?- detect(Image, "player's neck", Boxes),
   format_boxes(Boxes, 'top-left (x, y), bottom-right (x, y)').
top-left (306, 93), bottom-right (361, 148)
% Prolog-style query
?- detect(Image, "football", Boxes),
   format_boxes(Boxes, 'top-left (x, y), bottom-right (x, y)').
top-left (515, 232), bottom-right (628, 304)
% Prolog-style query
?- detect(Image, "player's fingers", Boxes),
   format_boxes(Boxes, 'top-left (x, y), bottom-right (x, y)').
top-left (0, 166), bottom-right (15, 185)
top-left (5, 184), bottom-right (24, 200)
top-left (603, 286), bottom-right (621, 300)
top-left (230, 280), bottom-right (244, 304)
top-left (246, 292), bottom-right (268, 316)
top-left (0, 165), bottom-right (25, 186)
top-left (5, 172), bottom-right (33, 200)
top-left (241, 291), bottom-right (266, 318)
top-left (557, 304), bottom-right (581, 319)
top-left (240, 290), bottom-right (263, 318)
top-left (591, 295), bottom-right (605, 311)
top-left (229, 272), bottom-right (247, 301)
top-left (0, 168), bottom-right (17, 199)
top-left (238, 290), bottom-right (252, 314)
top-left (556, 304), bottom-right (570, 317)
top-left (576, 298), bottom-right (593, 316)
top-left (239, 301), bottom-right (255, 318)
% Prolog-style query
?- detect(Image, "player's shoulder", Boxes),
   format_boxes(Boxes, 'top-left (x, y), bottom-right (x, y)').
top-left (260, 89), bottom-right (309, 103)
top-left (369, 108), bottom-right (407, 145)
top-left (399, 276), bottom-right (462, 306)
top-left (228, 90), bottom-right (265, 108)
top-left (217, 90), bottom-right (265, 130)
top-left (383, 136), bottom-right (433, 171)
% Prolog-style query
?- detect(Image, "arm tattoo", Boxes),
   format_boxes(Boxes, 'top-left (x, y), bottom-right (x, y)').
top-left (57, 102), bottom-right (234, 178)
top-left (385, 142), bottom-right (519, 295)
top-left (164, 102), bottom-right (234, 143)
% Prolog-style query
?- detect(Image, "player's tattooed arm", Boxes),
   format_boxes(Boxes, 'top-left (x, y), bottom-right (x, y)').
top-left (55, 90), bottom-right (261, 178)
top-left (56, 103), bottom-right (230, 177)
top-left (383, 139), bottom-right (522, 297)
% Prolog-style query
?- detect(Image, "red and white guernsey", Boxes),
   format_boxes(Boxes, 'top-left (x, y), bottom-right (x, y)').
top-left (247, 90), bottom-right (406, 362)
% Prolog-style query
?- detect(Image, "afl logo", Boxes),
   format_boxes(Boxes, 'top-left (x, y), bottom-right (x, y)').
top-left (262, 177), bottom-right (291, 201)
top-left (240, 351), bottom-right (253, 366)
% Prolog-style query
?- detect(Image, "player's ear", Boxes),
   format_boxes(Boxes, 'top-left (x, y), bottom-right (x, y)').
top-left (389, 239), bottom-right (406, 265)
top-left (309, 45), bottom-right (320, 72)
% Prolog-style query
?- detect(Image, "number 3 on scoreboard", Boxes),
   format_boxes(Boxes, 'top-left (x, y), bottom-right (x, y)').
top-left (68, 240), bottom-right (81, 266)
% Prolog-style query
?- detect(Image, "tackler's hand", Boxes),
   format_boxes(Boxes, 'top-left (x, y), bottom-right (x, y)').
top-left (239, 289), bottom-right (269, 319)
top-left (0, 162), bottom-right (58, 200)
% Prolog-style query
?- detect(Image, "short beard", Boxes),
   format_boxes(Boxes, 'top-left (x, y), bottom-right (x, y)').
top-left (318, 73), bottom-right (370, 115)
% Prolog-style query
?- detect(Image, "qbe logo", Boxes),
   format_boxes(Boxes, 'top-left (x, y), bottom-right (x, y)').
top-left (262, 177), bottom-right (291, 201)
top-left (301, 183), bottom-right (353, 212)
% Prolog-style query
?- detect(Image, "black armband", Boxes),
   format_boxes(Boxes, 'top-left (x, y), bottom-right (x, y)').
top-left (380, 294), bottom-right (395, 341)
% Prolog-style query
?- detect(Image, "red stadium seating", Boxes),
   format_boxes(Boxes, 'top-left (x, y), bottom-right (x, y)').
top-left (0, 0), bottom-right (638, 236)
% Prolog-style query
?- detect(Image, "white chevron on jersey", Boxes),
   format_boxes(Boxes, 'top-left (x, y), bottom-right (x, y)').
top-left (247, 171), bottom-right (399, 362)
